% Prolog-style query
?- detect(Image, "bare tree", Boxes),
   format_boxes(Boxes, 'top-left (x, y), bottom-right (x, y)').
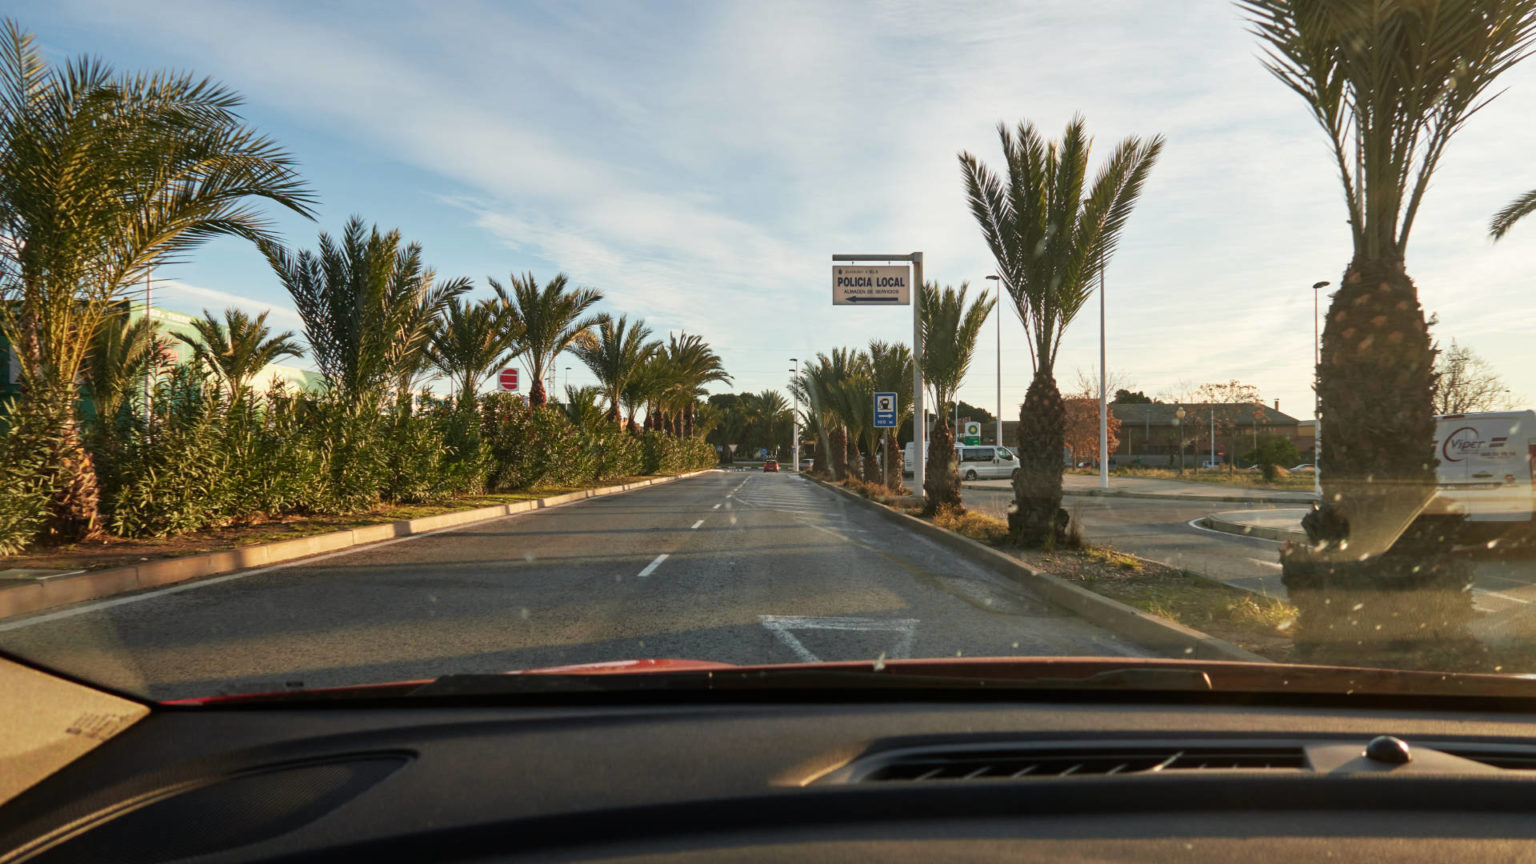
top-left (1197, 380), bottom-right (1265, 470)
top-left (1433, 342), bottom-right (1519, 415)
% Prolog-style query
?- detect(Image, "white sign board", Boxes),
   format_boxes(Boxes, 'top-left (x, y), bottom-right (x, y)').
top-left (833, 265), bottom-right (911, 306)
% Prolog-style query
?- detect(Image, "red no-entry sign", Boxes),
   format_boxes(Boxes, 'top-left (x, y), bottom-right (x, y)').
top-left (498, 368), bottom-right (519, 391)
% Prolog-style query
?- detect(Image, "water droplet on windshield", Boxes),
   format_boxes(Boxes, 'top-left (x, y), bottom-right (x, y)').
top-left (1351, 603), bottom-right (1364, 612)
top-left (873, 652), bottom-right (886, 672)
top-left (1487, 538), bottom-right (1501, 549)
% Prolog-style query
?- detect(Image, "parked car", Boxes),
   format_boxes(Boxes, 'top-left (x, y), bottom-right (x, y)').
top-left (762, 459), bottom-right (778, 473)
top-left (1289, 463), bottom-right (1315, 473)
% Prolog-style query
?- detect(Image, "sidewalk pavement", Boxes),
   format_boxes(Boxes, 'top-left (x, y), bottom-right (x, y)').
top-left (965, 473), bottom-right (1318, 505)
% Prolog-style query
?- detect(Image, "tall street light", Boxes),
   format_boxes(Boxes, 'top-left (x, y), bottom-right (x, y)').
top-left (790, 358), bottom-right (800, 472)
top-left (1312, 280), bottom-right (1329, 500)
top-left (985, 273), bottom-right (1002, 448)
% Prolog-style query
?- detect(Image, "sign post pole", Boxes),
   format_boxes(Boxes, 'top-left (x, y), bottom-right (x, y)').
top-left (832, 252), bottom-right (923, 498)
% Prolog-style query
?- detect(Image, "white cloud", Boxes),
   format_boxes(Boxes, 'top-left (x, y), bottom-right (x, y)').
top-left (45, 0), bottom-right (1536, 414)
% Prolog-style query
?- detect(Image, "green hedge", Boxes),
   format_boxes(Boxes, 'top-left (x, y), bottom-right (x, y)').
top-left (0, 372), bottom-right (717, 549)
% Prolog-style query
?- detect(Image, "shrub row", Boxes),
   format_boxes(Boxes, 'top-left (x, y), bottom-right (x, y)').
top-left (0, 368), bottom-right (720, 548)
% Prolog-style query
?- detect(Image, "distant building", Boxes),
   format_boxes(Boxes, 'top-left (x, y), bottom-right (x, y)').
top-left (1001, 401), bottom-right (1304, 468)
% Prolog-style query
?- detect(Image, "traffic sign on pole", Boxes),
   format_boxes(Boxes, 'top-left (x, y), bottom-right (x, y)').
top-left (498, 368), bottom-right (519, 391)
top-left (833, 265), bottom-right (911, 305)
top-left (874, 392), bottom-right (898, 428)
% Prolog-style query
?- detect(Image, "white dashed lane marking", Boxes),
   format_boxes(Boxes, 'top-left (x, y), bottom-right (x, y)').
top-left (690, 520), bottom-right (704, 530)
top-left (637, 554), bottom-right (669, 578)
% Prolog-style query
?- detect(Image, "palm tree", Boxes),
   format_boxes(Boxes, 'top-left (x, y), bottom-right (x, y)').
top-left (176, 308), bottom-right (303, 408)
top-left (623, 347), bottom-right (671, 434)
top-left (0, 20), bottom-right (315, 539)
top-left (829, 374), bottom-right (879, 482)
top-left (489, 272), bottom-right (602, 408)
top-left (562, 385), bottom-right (606, 430)
top-left (801, 350), bottom-right (867, 480)
top-left (1242, 0), bottom-right (1536, 667)
top-left (573, 314), bottom-right (655, 423)
top-left (667, 333), bottom-right (731, 436)
top-left (753, 390), bottom-right (791, 457)
top-left (917, 282), bottom-right (995, 513)
top-left (85, 310), bottom-right (161, 440)
top-left (267, 218), bottom-right (466, 409)
top-left (425, 296), bottom-right (517, 407)
top-left (960, 117), bottom-right (1161, 542)
top-left (869, 339), bottom-right (913, 489)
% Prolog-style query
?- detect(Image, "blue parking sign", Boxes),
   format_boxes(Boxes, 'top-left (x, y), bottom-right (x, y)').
top-left (873, 392), bottom-right (898, 428)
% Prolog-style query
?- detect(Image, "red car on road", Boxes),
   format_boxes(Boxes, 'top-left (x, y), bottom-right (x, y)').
top-left (763, 459), bottom-right (779, 472)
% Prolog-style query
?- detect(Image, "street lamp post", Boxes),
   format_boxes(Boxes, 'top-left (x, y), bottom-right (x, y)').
top-left (985, 274), bottom-right (1002, 448)
top-left (790, 358), bottom-right (800, 473)
top-left (1312, 280), bottom-right (1329, 499)
top-left (1174, 406), bottom-right (1186, 475)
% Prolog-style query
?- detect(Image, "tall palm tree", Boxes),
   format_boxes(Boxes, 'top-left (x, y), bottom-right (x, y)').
top-left (489, 272), bottom-right (602, 408)
top-left (267, 218), bottom-right (466, 408)
top-left (425, 296), bottom-right (517, 407)
top-left (85, 310), bottom-right (161, 439)
top-left (623, 347), bottom-right (671, 435)
top-left (829, 373), bottom-right (879, 482)
top-left (869, 339), bottom-right (913, 489)
top-left (917, 282), bottom-right (995, 513)
top-left (573, 314), bottom-right (655, 423)
top-left (960, 116), bottom-right (1161, 542)
top-left (1243, 0), bottom-right (1536, 667)
top-left (0, 20), bottom-right (315, 539)
top-left (753, 389), bottom-right (791, 457)
top-left (176, 308), bottom-right (304, 407)
top-left (801, 350), bottom-right (867, 480)
top-left (667, 333), bottom-right (732, 436)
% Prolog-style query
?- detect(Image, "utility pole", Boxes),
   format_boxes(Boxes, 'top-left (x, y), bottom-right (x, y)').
top-left (790, 358), bottom-right (800, 472)
top-left (987, 274), bottom-right (1002, 448)
top-left (1312, 280), bottom-right (1329, 499)
top-left (1098, 250), bottom-right (1108, 489)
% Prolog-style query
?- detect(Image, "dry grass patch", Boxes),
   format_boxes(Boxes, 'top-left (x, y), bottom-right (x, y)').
top-left (932, 505), bottom-right (1010, 546)
top-left (1018, 545), bottom-right (1296, 661)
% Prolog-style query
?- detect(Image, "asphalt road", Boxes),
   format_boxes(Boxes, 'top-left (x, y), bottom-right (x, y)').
top-left (0, 472), bottom-right (1152, 700)
top-left (960, 481), bottom-right (1291, 595)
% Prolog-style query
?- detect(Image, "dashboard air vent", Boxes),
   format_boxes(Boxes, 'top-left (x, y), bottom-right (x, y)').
top-left (860, 746), bottom-right (1305, 781)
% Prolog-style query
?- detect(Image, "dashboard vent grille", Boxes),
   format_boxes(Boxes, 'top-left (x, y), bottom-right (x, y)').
top-left (861, 747), bottom-right (1305, 781)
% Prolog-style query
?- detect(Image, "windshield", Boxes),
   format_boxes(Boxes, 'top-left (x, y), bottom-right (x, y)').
top-left (4, 2), bottom-right (1536, 703)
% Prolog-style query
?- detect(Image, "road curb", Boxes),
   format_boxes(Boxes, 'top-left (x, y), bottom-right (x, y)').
top-left (1062, 488), bottom-right (1317, 505)
top-left (1198, 514), bottom-right (1307, 544)
top-left (808, 478), bottom-right (1270, 664)
top-left (0, 469), bottom-right (720, 621)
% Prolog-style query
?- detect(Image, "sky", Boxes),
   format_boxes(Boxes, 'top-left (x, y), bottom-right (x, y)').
top-left (16, 0), bottom-right (1536, 420)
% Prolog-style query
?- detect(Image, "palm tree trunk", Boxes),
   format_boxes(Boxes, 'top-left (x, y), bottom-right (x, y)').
top-left (885, 431), bottom-right (904, 492)
top-left (812, 432), bottom-right (827, 476)
top-left (861, 448), bottom-right (880, 487)
top-left (684, 403), bottom-right (696, 438)
top-left (829, 427), bottom-right (849, 480)
top-left (528, 374), bottom-right (548, 408)
top-left (1281, 258), bottom-right (1480, 669)
top-left (35, 389), bottom-right (104, 542)
top-left (923, 417), bottom-right (961, 514)
top-left (1010, 368), bottom-right (1067, 545)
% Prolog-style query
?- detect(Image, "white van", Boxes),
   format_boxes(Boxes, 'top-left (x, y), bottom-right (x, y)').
top-left (901, 443), bottom-right (1016, 480)
top-left (1429, 411), bottom-right (1536, 522)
